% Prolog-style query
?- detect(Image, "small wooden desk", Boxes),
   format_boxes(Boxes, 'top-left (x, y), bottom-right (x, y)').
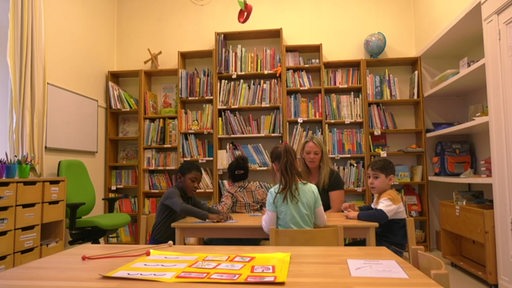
top-left (0, 244), bottom-right (441, 287)
top-left (173, 213), bottom-right (378, 246)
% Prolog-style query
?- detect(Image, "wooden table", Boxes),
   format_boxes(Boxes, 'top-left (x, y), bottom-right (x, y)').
top-left (0, 244), bottom-right (441, 287)
top-left (173, 213), bottom-right (378, 246)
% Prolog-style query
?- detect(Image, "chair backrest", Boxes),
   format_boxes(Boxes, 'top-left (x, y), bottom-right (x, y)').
top-left (405, 217), bottom-right (417, 254)
top-left (57, 159), bottom-right (96, 218)
top-left (417, 250), bottom-right (450, 288)
top-left (269, 225), bottom-right (342, 246)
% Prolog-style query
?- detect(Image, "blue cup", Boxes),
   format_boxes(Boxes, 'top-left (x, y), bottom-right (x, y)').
top-left (5, 164), bottom-right (17, 178)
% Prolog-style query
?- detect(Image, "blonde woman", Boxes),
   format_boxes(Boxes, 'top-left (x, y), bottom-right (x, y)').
top-left (298, 135), bottom-right (345, 212)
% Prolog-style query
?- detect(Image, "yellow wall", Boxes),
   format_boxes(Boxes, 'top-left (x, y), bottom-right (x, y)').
top-left (42, 0), bottom-right (475, 216)
top-left (413, 0), bottom-right (477, 54)
top-left (115, 0), bottom-right (415, 69)
top-left (43, 0), bottom-right (117, 215)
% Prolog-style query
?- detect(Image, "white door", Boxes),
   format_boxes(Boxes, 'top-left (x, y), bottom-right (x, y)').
top-left (484, 5), bottom-right (512, 287)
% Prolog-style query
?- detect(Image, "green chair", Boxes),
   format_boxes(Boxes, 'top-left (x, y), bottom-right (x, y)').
top-left (58, 159), bottom-right (131, 245)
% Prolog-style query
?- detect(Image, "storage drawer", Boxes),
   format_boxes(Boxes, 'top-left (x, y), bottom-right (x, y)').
top-left (40, 240), bottom-right (64, 257)
top-left (0, 182), bottom-right (16, 207)
top-left (0, 206), bottom-right (15, 231)
top-left (14, 246), bottom-right (40, 267)
top-left (14, 225), bottom-right (40, 252)
top-left (0, 254), bottom-right (14, 272)
top-left (43, 181), bottom-right (65, 202)
top-left (15, 203), bottom-right (41, 228)
top-left (16, 182), bottom-right (43, 205)
top-left (440, 201), bottom-right (486, 242)
top-left (0, 230), bottom-right (14, 255)
top-left (42, 201), bottom-right (65, 223)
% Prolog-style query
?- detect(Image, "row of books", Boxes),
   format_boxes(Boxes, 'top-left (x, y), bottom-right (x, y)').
top-left (325, 92), bottom-right (363, 121)
top-left (222, 142), bottom-right (272, 169)
top-left (144, 170), bottom-right (176, 191)
top-left (111, 168), bottom-right (138, 186)
top-left (368, 104), bottom-right (397, 130)
top-left (287, 93), bottom-right (323, 119)
top-left (143, 197), bottom-right (160, 214)
top-left (284, 51), bottom-right (306, 66)
top-left (395, 165), bottom-right (423, 182)
top-left (367, 69), bottom-right (401, 100)
top-left (285, 70), bottom-right (315, 88)
top-left (108, 81), bottom-right (139, 110)
top-left (216, 35), bottom-right (281, 73)
top-left (109, 222), bottom-right (137, 243)
top-left (178, 105), bottom-right (213, 131)
top-left (143, 149), bottom-right (179, 169)
top-left (116, 196), bottom-right (138, 214)
top-left (180, 134), bottom-right (214, 159)
top-left (144, 86), bottom-right (178, 116)
top-left (218, 110), bottom-right (282, 135)
top-left (143, 118), bottom-right (178, 146)
top-left (333, 160), bottom-right (365, 190)
top-left (326, 128), bottom-right (364, 155)
top-left (218, 78), bottom-right (282, 107)
top-left (179, 68), bottom-right (213, 99)
top-left (324, 67), bottom-right (361, 86)
top-left (289, 124), bottom-right (322, 152)
top-left (198, 167), bottom-right (214, 191)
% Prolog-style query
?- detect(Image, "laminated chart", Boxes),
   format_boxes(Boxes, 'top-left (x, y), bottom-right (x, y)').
top-left (103, 249), bottom-right (291, 283)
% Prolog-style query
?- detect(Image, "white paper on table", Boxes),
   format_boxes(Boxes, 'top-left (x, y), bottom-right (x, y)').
top-left (347, 259), bottom-right (409, 278)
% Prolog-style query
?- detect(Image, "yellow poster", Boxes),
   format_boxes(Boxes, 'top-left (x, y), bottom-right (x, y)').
top-left (103, 249), bottom-right (291, 283)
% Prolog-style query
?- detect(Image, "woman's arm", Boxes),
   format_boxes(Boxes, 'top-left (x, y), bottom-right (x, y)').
top-left (327, 189), bottom-right (345, 212)
top-left (314, 206), bottom-right (327, 227)
top-left (261, 210), bottom-right (276, 234)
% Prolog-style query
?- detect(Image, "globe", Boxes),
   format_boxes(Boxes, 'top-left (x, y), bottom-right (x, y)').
top-left (364, 32), bottom-right (386, 58)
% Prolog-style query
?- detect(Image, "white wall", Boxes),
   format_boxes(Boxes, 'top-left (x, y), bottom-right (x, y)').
top-left (413, 0), bottom-right (477, 54)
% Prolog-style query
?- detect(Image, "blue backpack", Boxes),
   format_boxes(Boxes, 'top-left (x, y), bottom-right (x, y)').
top-left (432, 141), bottom-right (474, 176)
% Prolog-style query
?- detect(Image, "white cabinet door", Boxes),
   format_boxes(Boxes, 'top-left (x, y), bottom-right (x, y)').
top-left (484, 4), bottom-right (512, 287)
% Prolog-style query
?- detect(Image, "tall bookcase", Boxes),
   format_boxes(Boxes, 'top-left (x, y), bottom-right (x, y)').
top-left (106, 70), bottom-right (142, 243)
top-left (178, 50), bottom-right (215, 203)
top-left (364, 57), bottom-right (429, 250)
top-left (283, 44), bottom-right (324, 150)
top-left (141, 68), bottom-right (179, 219)
top-left (421, 2), bottom-right (496, 285)
top-left (215, 28), bottom-right (284, 191)
top-left (323, 59), bottom-right (366, 202)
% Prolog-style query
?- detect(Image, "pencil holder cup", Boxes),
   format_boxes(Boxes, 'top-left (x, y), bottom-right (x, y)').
top-left (0, 164), bottom-right (6, 179)
top-left (18, 164), bottom-right (31, 178)
top-left (5, 164), bottom-right (17, 178)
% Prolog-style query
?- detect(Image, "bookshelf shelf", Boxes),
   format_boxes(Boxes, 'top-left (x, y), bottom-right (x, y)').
top-left (426, 116), bottom-right (488, 137)
top-left (365, 57), bottom-right (429, 249)
top-left (428, 175), bottom-right (492, 184)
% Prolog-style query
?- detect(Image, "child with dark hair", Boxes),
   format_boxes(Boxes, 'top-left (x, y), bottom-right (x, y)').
top-left (342, 157), bottom-right (407, 256)
top-left (261, 143), bottom-right (326, 234)
top-left (215, 154), bottom-right (268, 214)
top-left (149, 161), bottom-right (230, 244)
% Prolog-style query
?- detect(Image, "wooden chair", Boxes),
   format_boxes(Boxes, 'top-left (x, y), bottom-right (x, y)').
top-left (269, 225), bottom-right (343, 246)
top-left (409, 246), bottom-right (451, 288)
top-left (404, 217), bottom-right (417, 261)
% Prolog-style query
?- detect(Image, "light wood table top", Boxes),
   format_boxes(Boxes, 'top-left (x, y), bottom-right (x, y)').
top-left (172, 213), bottom-right (378, 246)
top-left (0, 244), bottom-right (441, 288)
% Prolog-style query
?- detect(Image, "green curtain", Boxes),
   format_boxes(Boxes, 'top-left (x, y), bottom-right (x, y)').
top-left (7, 0), bottom-right (45, 176)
